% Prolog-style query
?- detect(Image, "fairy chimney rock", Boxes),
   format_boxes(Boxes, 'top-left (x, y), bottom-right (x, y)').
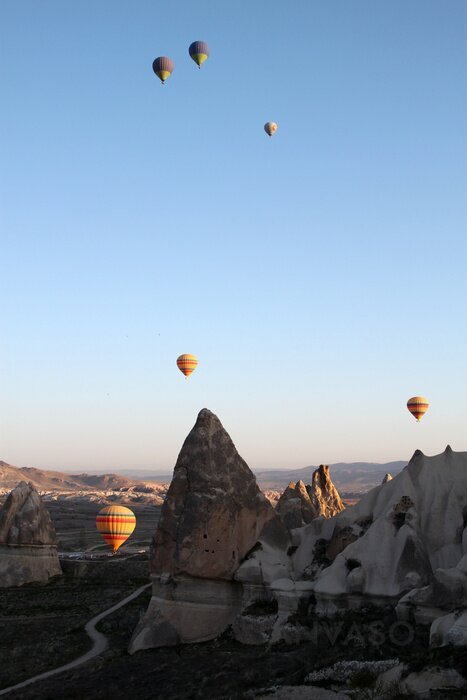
top-left (151, 408), bottom-right (275, 580)
top-left (0, 481), bottom-right (57, 545)
top-left (0, 481), bottom-right (61, 587)
top-left (307, 464), bottom-right (344, 518)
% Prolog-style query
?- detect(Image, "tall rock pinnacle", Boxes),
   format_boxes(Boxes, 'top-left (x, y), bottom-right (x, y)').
top-left (308, 464), bottom-right (344, 518)
top-left (151, 408), bottom-right (274, 580)
top-left (276, 465), bottom-right (344, 529)
top-left (0, 481), bottom-right (61, 587)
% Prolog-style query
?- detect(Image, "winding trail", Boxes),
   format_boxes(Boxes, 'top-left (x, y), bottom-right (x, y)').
top-left (0, 583), bottom-right (151, 697)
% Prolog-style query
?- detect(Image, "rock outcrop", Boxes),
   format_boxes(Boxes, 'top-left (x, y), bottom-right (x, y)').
top-left (276, 466), bottom-right (344, 530)
top-left (308, 465), bottom-right (344, 519)
top-left (382, 472), bottom-right (393, 483)
top-left (132, 434), bottom-right (467, 650)
top-left (0, 481), bottom-right (62, 586)
top-left (292, 447), bottom-right (467, 611)
top-left (275, 480), bottom-right (315, 530)
top-left (234, 446), bottom-right (467, 641)
top-left (130, 408), bottom-right (277, 651)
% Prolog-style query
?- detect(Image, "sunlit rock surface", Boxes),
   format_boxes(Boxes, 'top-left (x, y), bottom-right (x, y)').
top-left (292, 447), bottom-right (467, 608)
top-left (275, 466), bottom-right (344, 530)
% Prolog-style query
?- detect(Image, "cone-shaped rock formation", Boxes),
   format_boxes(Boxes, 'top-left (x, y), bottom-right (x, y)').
top-left (276, 466), bottom-right (344, 530)
top-left (0, 481), bottom-right (61, 587)
top-left (151, 408), bottom-right (274, 580)
top-left (130, 409), bottom-right (275, 651)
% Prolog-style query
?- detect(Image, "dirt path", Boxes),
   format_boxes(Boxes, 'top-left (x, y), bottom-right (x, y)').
top-left (0, 583), bottom-right (151, 696)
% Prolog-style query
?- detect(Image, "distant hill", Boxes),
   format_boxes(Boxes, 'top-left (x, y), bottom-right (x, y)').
top-left (0, 459), bottom-right (407, 499)
top-left (0, 461), bottom-right (159, 492)
top-left (113, 461), bottom-right (408, 495)
top-left (255, 461), bottom-right (407, 493)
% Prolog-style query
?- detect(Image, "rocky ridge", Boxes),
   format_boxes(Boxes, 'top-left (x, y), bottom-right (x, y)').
top-left (130, 408), bottom-right (467, 653)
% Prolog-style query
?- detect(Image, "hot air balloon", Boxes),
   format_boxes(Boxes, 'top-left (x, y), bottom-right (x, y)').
top-left (177, 353), bottom-right (198, 378)
top-left (152, 56), bottom-right (174, 84)
top-left (407, 396), bottom-right (429, 422)
top-left (189, 41), bottom-right (210, 68)
top-left (96, 505), bottom-right (136, 553)
top-left (264, 122), bottom-right (278, 137)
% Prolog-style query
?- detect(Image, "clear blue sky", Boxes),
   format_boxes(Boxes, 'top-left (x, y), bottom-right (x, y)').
top-left (1, 1), bottom-right (466, 472)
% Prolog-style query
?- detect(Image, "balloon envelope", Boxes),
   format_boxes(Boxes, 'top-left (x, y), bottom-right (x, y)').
top-left (407, 396), bottom-right (429, 422)
top-left (96, 505), bottom-right (136, 552)
top-left (177, 353), bottom-right (198, 378)
top-left (152, 56), bottom-right (174, 83)
top-left (264, 122), bottom-right (278, 137)
top-left (189, 41), bottom-right (210, 67)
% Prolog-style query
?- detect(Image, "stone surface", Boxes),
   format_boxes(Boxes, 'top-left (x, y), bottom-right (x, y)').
top-left (275, 480), bottom-right (315, 530)
top-left (0, 481), bottom-right (61, 587)
top-left (382, 473), bottom-right (393, 483)
top-left (292, 447), bottom-right (467, 608)
top-left (151, 408), bottom-right (274, 580)
top-left (402, 667), bottom-right (466, 695)
top-left (256, 687), bottom-right (349, 699)
top-left (430, 609), bottom-right (467, 647)
top-left (307, 465), bottom-right (344, 519)
top-left (275, 467), bottom-right (344, 531)
top-left (397, 553), bottom-right (467, 624)
top-left (0, 480), bottom-right (57, 545)
top-left (130, 409), bottom-right (275, 651)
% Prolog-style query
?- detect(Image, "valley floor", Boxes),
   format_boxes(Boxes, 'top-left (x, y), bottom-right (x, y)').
top-left (1, 558), bottom-right (466, 699)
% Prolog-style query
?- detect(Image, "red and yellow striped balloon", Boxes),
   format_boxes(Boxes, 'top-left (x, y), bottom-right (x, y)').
top-left (407, 396), bottom-right (429, 422)
top-left (177, 353), bottom-right (198, 378)
top-left (96, 505), bottom-right (136, 553)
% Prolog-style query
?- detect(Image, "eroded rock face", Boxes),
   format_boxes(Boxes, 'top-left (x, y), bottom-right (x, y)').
top-left (0, 481), bottom-right (57, 545)
top-left (275, 466), bottom-right (344, 530)
top-left (151, 408), bottom-right (275, 580)
top-left (130, 409), bottom-right (276, 651)
top-left (292, 447), bottom-right (467, 610)
top-left (308, 465), bottom-right (344, 519)
top-left (0, 481), bottom-right (61, 587)
top-left (276, 480), bottom-right (314, 530)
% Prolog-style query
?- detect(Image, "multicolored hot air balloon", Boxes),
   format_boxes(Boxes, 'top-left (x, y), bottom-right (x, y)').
top-left (407, 396), bottom-right (429, 422)
top-left (189, 41), bottom-right (210, 68)
top-left (96, 505), bottom-right (136, 553)
top-left (152, 56), bottom-right (174, 84)
top-left (264, 122), bottom-right (278, 137)
top-left (177, 353), bottom-right (198, 378)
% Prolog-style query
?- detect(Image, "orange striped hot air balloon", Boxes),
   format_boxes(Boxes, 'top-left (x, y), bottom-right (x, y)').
top-left (407, 396), bottom-right (429, 422)
top-left (177, 353), bottom-right (198, 378)
top-left (96, 505), bottom-right (136, 553)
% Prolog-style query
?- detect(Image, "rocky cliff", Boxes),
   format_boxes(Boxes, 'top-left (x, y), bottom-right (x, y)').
top-left (0, 481), bottom-right (62, 586)
top-left (131, 422), bottom-right (467, 651)
top-left (238, 446), bottom-right (467, 644)
top-left (275, 465), bottom-right (344, 530)
top-left (130, 409), bottom-right (277, 651)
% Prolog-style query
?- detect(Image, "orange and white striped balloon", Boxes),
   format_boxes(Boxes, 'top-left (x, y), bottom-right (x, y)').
top-left (96, 505), bottom-right (136, 553)
top-left (407, 396), bottom-right (429, 422)
top-left (177, 353), bottom-right (198, 378)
